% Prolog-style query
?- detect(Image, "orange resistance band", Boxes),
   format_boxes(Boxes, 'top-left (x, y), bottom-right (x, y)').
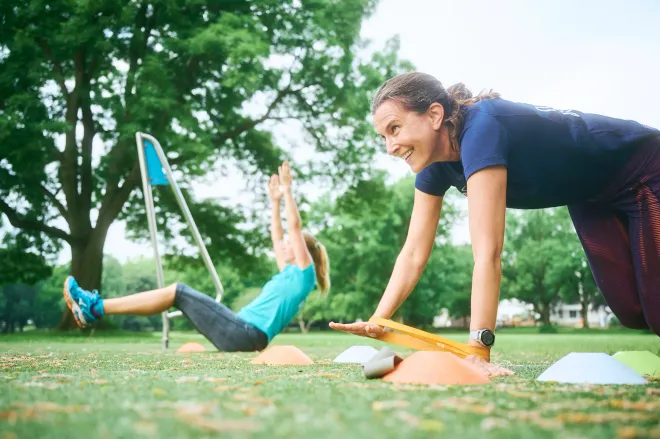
top-left (368, 317), bottom-right (490, 361)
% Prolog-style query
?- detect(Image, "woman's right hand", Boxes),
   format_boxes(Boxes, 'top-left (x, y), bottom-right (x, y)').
top-left (329, 321), bottom-right (385, 338)
top-left (278, 161), bottom-right (293, 189)
top-left (464, 354), bottom-right (515, 377)
top-left (267, 174), bottom-right (282, 202)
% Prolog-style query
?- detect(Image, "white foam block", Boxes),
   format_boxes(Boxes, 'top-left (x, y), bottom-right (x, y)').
top-left (537, 352), bottom-right (648, 385)
top-left (333, 345), bottom-right (380, 364)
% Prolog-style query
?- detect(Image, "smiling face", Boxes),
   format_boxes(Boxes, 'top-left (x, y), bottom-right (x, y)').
top-left (373, 100), bottom-right (453, 173)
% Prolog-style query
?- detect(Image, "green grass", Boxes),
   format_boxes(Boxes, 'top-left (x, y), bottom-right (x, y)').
top-left (1, 331), bottom-right (659, 439)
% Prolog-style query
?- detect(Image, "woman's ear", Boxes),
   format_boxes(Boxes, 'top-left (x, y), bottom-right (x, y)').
top-left (428, 102), bottom-right (445, 130)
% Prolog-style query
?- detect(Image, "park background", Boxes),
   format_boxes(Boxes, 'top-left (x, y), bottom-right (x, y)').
top-left (2, 0), bottom-right (660, 336)
top-left (2, 2), bottom-right (660, 439)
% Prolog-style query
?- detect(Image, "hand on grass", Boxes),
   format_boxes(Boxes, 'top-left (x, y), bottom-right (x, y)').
top-left (329, 321), bottom-right (384, 338)
top-left (464, 354), bottom-right (515, 377)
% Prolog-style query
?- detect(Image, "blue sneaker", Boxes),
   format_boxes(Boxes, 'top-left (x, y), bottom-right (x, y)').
top-left (62, 276), bottom-right (104, 328)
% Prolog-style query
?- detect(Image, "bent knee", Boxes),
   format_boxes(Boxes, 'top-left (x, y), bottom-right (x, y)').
top-left (616, 313), bottom-right (649, 331)
top-left (646, 318), bottom-right (660, 337)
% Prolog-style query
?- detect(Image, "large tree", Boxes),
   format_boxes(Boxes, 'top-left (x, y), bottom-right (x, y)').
top-left (0, 0), bottom-right (410, 328)
top-left (554, 213), bottom-right (601, 328)
top-left (502, 207), bottom-right (592, 326)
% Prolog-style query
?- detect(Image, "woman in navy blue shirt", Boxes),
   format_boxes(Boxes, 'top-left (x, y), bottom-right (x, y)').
top-left (331, 71), bottom-right (660, 376)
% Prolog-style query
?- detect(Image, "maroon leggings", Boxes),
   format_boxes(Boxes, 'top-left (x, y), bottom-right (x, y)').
top-left (568, 136), bottom-right (660, 335)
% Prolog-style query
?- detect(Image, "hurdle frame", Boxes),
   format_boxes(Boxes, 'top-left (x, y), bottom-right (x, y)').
top-left (135, 132), bottom-right (224, 349)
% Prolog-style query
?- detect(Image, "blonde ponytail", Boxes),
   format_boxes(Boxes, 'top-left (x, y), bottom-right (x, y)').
top-left (303, 232), bottom-right (330, 294)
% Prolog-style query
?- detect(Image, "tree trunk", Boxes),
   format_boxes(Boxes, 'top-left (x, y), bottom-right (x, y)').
top-left (538, 304), bottom-right (551, 325)
top-left (580, 298), bottom-right (590, 329)
top-left (57, 231), bottom-right (107, 330)
top-left (297, 316), bottom-right (308, 334)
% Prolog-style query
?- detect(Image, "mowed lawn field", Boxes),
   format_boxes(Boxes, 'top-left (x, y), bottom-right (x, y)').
top-left (1, 330), bottom-right (659, 439)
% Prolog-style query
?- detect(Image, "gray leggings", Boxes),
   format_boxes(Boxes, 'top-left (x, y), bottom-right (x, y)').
top-left (174, 283), bottom-right (268, 352)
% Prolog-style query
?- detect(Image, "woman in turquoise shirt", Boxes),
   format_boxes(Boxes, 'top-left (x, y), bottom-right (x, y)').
top-left (62, 161), bottom-right (330, 351)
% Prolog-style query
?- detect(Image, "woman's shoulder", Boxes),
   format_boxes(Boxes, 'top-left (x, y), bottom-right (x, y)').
top-left (464, 98), bottom-right (532, 119)
top-left (278, 264), bottom-right (316, 290)
top-left (281, 263), bottom-right (315, 276)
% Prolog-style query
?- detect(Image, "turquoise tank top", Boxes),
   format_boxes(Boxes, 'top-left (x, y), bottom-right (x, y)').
top-left (237, 264), bottom-right (316, 341)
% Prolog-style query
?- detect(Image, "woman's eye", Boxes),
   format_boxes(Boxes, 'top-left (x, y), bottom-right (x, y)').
top-left (392, 125), bottom-right (400, 134)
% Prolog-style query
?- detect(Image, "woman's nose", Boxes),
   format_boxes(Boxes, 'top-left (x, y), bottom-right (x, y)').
top-left (386, 138), bottom-right (399, 156)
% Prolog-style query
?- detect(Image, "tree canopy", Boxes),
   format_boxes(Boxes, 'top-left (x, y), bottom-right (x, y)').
top-left (0, 0), bottom-right (412, 328)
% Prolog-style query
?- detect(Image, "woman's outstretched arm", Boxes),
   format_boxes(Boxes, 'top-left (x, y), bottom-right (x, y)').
top-left (279, 161), bottom-right (313, 269)
top-left (267, 174), bottom-right (287, 271)
top-left (461, 165), bottom-right (514, 377)
top-left (329, 189), bottom-right (443, 337)
top-left (466, 166), bottom-right (507, 343)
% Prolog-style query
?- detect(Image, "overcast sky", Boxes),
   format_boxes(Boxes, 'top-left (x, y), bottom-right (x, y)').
top-left (54, 0), bottom-right (660, 264)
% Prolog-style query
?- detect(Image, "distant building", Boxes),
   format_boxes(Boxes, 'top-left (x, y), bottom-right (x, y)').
top-left (433, 299), bottom-right (536, 328)
top-left (433, 299), bottom-right (613, 328)
top-left (550, 302), bottom-right (612, 328)
top-left (432, 309), bottom-right (451, 327)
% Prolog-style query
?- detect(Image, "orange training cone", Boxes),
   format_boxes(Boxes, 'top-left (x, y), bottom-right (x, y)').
top-left (382, 351), bottom-right (491, 385)
top-left (177, 342), bottom-right (206, 353)
top-left (250, 345), bottom-right (314, 365)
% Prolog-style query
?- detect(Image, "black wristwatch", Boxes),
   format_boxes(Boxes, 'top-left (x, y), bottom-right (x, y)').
top-left (469, 329), bottom-right (495, 347)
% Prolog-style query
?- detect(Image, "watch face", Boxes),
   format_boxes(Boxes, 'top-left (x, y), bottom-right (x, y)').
top-left (481, 330), bottom-right (495, 346)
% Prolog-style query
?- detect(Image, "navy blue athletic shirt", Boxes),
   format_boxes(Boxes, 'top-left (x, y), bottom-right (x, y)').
top-left (415, 98), bottom-right (660, 208)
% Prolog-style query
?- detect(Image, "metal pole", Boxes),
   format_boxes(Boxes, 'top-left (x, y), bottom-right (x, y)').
top-left (135, 132), bottom-right (169, 350)
top-left (138, 133), bottom-right (225, 303)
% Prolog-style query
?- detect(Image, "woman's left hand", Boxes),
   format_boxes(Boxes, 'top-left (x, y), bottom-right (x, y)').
top-left (464, 354), bottom-right (515, 377)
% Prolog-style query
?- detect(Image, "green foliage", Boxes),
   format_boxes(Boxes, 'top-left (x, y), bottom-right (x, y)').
top-left (98, 256), bottom-right (160, 331)
top-left (609, 316), bottom-right (622, 328)
top-left (414, 244), bottom-right (473, 325)
top-left (303, 173), bottom-right (467, 326)
top-left (502, 207), bottom-right (598, 325)
top-left (295, 292), bottom-right (331, 332)
top-left (0, 284), bottom-right (36, 332)
top-left (555, 232), bottom-right (602, 328)
top-left (0, 234), bottom-right (52, 286)
top-left (32, 265), bottom-right (69, 329)
top-left (0, 231), bottom-right (57, 332)
top-left (162, 254), bottom-right (247, 330)
top-left (538, 323), bottom-right (559, 334)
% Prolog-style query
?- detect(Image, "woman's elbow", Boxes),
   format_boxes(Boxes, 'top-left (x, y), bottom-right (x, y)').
top-left (401, 244), bottom-right (432, 270)
top-left (288, 221), bottom-right (302, 232)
